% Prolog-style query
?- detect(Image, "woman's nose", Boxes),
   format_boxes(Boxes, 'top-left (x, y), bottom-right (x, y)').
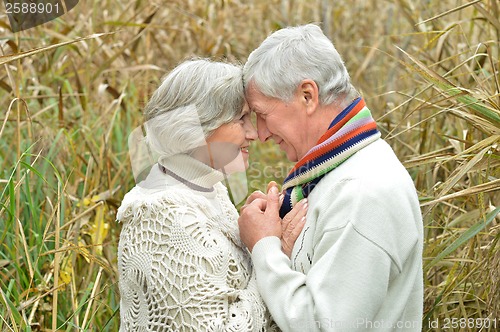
top-left (245, 120), bottom-right (258, 141)
top-left (257, 115), bottom-right (271, 142)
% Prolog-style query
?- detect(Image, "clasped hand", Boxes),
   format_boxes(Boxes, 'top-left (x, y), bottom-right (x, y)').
top-left (238, 181), bottom-right (308, 257)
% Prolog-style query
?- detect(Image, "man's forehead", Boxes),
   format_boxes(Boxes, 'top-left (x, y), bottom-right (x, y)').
top-left (245, 83), bottom-right (267, 111)
top-left (245, 83), bottom-right (260, 99)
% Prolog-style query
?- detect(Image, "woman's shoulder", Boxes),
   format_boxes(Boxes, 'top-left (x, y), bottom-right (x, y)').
top-left (116, 182), bottom-right (246, 259)
top-left (116, 184), bottom-right (210, 223)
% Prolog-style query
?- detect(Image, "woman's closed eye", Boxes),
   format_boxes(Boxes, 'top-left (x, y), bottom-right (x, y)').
top-left (239, 113), bottom-right (250, 123)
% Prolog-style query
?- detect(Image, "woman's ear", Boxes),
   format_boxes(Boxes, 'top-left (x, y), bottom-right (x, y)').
top-left (298, 79), bottom-right (319, 115)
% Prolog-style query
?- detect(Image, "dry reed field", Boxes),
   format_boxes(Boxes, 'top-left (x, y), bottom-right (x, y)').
top-left (0, 0), bottom-right (499, 330)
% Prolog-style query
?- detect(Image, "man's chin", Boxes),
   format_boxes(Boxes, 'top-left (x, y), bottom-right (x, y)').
top-left (277, 142), bottom-right (298, 162)
top-left (283, 149), bottom-right (299, 162)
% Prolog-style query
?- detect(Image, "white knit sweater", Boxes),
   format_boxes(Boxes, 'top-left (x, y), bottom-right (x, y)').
top-left (117, 154), bottom-right (277, 331)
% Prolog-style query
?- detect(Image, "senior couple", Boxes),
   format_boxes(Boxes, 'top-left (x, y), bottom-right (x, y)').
top-left (117, 24), bottom-right (423, 331)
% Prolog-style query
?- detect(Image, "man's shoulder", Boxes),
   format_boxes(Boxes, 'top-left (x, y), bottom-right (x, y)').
top-left (312, 139), bottom-right (412, 194)
top-left (306, 138), bottom-right (421, 232)
top-left (306, 139), bottom-right (422, 269)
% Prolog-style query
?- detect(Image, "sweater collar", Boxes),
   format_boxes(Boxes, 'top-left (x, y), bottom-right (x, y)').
top-left (154, 153), bottom-right (225, 192)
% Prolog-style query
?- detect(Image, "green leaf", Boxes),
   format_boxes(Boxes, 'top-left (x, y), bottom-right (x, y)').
top-left (426, 206), bottom-right (500, 268)
top-left (397, 46), bottom-right (500, 124)
top-left (0, 284), bottom-right (22, 332)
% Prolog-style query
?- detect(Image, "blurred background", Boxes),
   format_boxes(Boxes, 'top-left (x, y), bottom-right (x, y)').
top-left (0, 0), bottom-right (499, 330)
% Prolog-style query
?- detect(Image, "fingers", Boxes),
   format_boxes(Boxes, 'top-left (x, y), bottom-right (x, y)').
top-left (241, 197), bottom-right (267, 213)
top-left (281, 198), bottom-right (307, 232)
top-left (241, 190), bottom-right (267, 213)
top-left (264, 182), bottom-right (280, 219)
top-left (287, 211), bottom-right (306, 243)
top-left (241, 182), bottom-right (281, 217)
top-left (281, 198), bottom-right (308, 257)
top-left (252, 198), bottom-right (267, 212)
top-left (267, 181), bottom-right (278, 194)
top-left (246, 190), bottom-right (266, 205)
top-left (243, 182), bottom-right (280, 209)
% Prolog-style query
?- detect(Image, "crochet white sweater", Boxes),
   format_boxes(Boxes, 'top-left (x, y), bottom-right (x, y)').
top-left (117, 155), bottom-right (277, 331)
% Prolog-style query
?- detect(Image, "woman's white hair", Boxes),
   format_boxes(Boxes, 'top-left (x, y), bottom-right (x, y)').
top-left (243, 24), bottom-right (358, 105)
top-left (143, 59), bottom-right (244, 157)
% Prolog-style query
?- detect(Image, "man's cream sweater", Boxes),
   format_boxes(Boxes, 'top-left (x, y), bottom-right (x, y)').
top-left (252, 139), bottom-right (424, 331)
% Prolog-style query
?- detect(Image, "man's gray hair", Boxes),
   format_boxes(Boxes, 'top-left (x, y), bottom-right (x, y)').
top-left (144, 59), bottom-right (244, 157)
top-left (243, 24), bottom-right (358, 105)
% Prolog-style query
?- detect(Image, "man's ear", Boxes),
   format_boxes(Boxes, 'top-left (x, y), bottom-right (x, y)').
top-left (298, 79), bottom-right (319, 115)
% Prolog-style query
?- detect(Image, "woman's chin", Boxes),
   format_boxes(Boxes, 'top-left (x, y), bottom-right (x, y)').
top-left (220, 151), bottom-right (248, 174)
top-left (242, 151), bottom-right (250, 167)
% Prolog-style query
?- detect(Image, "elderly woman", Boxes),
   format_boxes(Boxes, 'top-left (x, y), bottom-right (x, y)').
top-left (116, 59), bottom-right (307, 331)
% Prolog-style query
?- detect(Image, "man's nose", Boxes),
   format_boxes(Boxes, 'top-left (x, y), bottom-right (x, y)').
top-left (257, 115), bottom-right (272, 142)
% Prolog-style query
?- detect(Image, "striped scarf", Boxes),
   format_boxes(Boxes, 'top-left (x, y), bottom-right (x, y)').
top-left (279, 97), bottom-right (381, 218)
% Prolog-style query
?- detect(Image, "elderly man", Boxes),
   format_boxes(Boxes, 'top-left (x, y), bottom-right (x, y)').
top-left (238, 24), bottom-right (423, 331)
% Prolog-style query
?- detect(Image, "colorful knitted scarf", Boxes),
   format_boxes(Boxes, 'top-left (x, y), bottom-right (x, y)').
top-left (279, 97), bottom-right (381, 218)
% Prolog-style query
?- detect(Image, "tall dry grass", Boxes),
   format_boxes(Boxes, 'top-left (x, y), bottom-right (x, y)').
top-left (0, 0), bottom-right (498, 330)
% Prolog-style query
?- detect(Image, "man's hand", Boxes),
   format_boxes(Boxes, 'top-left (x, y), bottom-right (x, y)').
top-left (238, 184), bottom-right (282, 252)
top-left (239, 182), bottom-right (308, 255)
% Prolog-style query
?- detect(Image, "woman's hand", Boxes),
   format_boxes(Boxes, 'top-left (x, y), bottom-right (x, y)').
top-left (241, 182), bottom-right (308, 257)
top-left (281, 198), bottom-right (308, 258)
